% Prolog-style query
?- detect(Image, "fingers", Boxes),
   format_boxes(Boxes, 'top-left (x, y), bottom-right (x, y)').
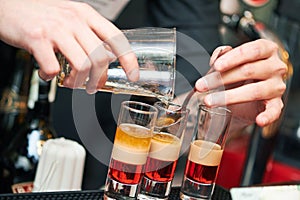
top-left (86, 12), bottom-right (140, 89)
top-left (209, 46), bottom-right (232, 67)
top-left (195, 71), bottom-right (224, 92)
top-left (256, 97), bottom-right (284, 127)
top-left (32, 1), bottom-right (139, 94)
top-left (104, 33), bottom-right (139, 82)
top-left (196, 39), bottom-right (287, 94)
top-left (85, 45), bottom-right (109, 94)
top-left (72, 22), bottom-right (110, 94)
top-left (195, 54), bottom-right (287, 93)
top-left (85, 8), bottom-right (139, 81)
top-left (202, 77), bottom-right (286, 107)
top-left (196, 46), bottom-right (232, 91)
top-left (31, 42), bottom-right (60, 81)
top-left (213, 39), bottom-right (279, 71)
top-left (54, 33), bottom-right (91, 88)
top-left (196, 39), bottom-right (287, 127)
top-left (62, 2), bottom-right (139, 92)
top-left (220, 57), bottom-right (287, 86)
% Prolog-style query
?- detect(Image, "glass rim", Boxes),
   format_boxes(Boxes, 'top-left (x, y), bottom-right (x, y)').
top-left (200, 104), bottom-right (232, 117)
top-left (121, 100), bottom-right (158, 115)
top-left (121, 27), bottom-right (176, 37)
top-left (154, 101), bottom-right (190, 114)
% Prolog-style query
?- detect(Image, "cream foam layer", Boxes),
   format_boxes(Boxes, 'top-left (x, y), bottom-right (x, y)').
top-left (148, 133), bottom-right (181, 161)
top-left (188, 140), bottom-right (223, 166)
top-left (111, 123), bottom-right (152, 165)
top-left (111, 142), bottom-right (148, 165)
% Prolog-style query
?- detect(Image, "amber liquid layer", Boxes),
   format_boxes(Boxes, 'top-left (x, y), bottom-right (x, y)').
top-left (108, 123), bottom-right (152, 185)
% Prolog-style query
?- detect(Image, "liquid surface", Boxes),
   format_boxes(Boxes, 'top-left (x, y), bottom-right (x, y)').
top-left (111, 123), bottom-right (152, 165)
top-left (149, 133), bottom-right (181, 161)
top-left (188, 140), bottom-right (223, 166)
top-left (156, 116), bottom-right (175, 127)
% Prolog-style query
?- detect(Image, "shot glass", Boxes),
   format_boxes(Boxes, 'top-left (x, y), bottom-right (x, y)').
top-left (180, 105), bottom-right (231, 200)
top-left (138, 102), bottom-right (189, 200)
top-left (104, 101), bottom-right (158, 200)
top-left (57, 27), bottom-right (176, 102)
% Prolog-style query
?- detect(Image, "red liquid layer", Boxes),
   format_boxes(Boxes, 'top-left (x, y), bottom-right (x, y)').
top-left (144, 157), bottom-right (178, 182)
top-left (184, 159), bottom-right (219, 184)
top-left (108, 158), bottom-right (144, 184)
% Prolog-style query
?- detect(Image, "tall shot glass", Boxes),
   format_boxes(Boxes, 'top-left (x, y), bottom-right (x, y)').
top-left (180, 105), bottom-right (231, 200)
top-left (104, 101), bottom-right (158, 200)
top-left (138, 102), bottom-right (189, 200)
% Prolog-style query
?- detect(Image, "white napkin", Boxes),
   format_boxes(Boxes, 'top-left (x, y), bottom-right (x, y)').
top-left (33, 137), bottom-right (86, 192)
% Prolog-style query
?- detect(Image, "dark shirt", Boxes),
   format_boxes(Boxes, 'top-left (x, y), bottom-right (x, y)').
top-left (277, 0), bottom-right (300, 22)
top-left (146, 0), bottom-right (221, 54)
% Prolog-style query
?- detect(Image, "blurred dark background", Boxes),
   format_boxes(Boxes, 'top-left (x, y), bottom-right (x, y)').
top-left (0, 0), bottom-right (300, 191)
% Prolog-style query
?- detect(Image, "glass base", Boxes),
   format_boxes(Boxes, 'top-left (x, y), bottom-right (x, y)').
top-left (104, 177), bottom-right (139, 200)
top-left (179, 176), bottom-right (215, 200)
top-left (180, 192), bottom-right (210, 200)
top-left (138, 176), bottom-right (172, 200)
top-left (138, 193), bottom-right (167, 200)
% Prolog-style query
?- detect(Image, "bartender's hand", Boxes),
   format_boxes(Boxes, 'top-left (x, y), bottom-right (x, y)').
top-left (0, 0), bottom-right (139, 94)
top-left (195, 39), bottom-right (287, 127)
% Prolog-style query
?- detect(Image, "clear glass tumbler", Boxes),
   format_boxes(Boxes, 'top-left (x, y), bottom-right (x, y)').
top-left (57, 28), bottom-right (176, 102)
top-left (180, 105), bottom-right (231, 200)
